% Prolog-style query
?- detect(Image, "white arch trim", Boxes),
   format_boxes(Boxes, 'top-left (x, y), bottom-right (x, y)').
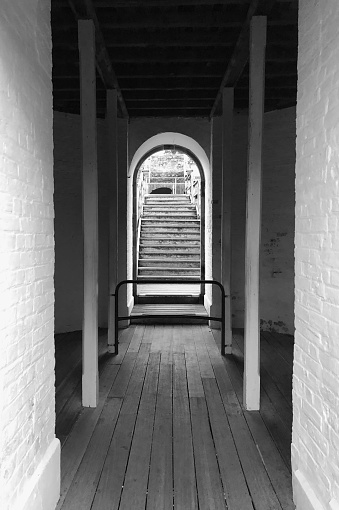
top-left (129, 132), bottom-right (210, 181)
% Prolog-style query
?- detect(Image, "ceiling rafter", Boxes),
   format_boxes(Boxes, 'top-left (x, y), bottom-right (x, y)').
top-left (67, 0), bottom-right (128, 118)
top-left (210, 0), bottom-right (277, 117)
top-left (51, 0), bottom-right (298, 118)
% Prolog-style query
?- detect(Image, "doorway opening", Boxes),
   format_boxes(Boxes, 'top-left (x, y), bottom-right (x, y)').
top-left (133, 145), bottom-right (205, 304)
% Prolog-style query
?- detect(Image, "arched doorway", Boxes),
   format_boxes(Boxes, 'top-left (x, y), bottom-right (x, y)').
top-left (128, 133), bottom-right (212, 310)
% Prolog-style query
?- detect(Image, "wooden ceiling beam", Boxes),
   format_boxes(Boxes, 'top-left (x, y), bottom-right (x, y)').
top-left (67, 0), bottom-right (128, 117)
top-left (93, 0), bottom-right (295, 7)
top-left (210, 0), bottom-right (278, 116)
top-left (53, 28), bottom-right (297, 49)
top-left (95, 0), bottom-right (250, 6)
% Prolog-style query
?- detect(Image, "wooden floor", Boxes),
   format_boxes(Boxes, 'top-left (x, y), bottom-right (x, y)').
top-left (55, 325), bottom-right (295, 510)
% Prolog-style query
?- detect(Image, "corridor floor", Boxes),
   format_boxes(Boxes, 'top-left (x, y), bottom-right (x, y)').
top-left (55, 325), bottom-right (295, 510)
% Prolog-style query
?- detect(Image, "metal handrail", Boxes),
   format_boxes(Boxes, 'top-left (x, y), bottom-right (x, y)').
top-left (112, 279), bottom-right (228, 356)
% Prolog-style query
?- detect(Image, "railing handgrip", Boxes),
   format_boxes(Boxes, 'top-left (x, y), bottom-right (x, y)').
top-left (112, 279), bottom-right (227, 356)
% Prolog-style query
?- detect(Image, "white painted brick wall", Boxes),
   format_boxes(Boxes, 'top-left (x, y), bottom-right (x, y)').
top-left (0, 1), bottom-right (57, 508)
top-left (231, 108), bottom-right (295, 334)
top-left (294, 0), bottom-right (339, 508)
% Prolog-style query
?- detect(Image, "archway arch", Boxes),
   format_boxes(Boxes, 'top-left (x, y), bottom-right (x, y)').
top-left (127, 133), bottom-right (212, 309)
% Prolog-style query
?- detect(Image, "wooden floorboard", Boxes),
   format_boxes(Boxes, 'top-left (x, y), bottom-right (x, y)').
top-left (56, 325), bottom-right (295, 510)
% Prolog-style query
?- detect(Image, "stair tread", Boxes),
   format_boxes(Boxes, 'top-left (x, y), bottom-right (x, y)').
top-left (139, 257), bottom-right (200, 261)
top-left (140, 250), bottom-right (200, 253)
top-left (139, 267), bottom-right (200, 271)
top-left (139, 193), bottom-right (201, 280)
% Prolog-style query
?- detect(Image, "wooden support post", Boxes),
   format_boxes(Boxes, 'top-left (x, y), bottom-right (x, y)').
top-left (107, 89), bottom-right (118, 352)
top-left (78, 19), bottom-right (99, 407)
top-left (222, 88), bottom-right (234, 354)
top-left (117, 118), bottom-right (130, 327)
top-left (244, 16), bottom-right (267, 411)
top-left (210, 116), bottom-right (222, 330)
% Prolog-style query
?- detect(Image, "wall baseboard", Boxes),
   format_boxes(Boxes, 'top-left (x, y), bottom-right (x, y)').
top-left (14, 438), bottom-right (60, 510)
top-left (293, 469), bottom-right (325, 510)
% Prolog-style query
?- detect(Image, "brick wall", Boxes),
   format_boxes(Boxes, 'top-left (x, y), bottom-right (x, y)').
top-left (53, 111), bottom-right (109, 333)
top-left (0, 1), bottom-right (60, 509)
top-left (293, 1), bottom-right (339, 508)
top-left (232, 107), bottom-right (295, 334)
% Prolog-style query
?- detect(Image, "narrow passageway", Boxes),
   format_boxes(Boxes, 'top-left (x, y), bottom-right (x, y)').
top-left (56, 325), bottom-right (294, 510)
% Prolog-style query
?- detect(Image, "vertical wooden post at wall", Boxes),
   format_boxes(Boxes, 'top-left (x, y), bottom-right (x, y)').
top-left (117, 118), bottom-right (130, 327)
top-left (244, 16), bottom-right (267, 411)
top-left (107, 89), bottom-right (118, 352)
top-left (78, 19), bottom-right (99, 407)
top-left (222, 88), bottom-right (234, 354)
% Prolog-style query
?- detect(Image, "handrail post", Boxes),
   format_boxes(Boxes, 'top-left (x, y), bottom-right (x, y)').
top-left (113, 279), bottom-right (228, 357)
top-left (114, 285), bottom-right (119, 355)
top-left (221, 289), bottom-right (225, 356)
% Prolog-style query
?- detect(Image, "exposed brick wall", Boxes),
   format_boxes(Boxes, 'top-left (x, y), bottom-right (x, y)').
top-left (231, 107), bottom-right (295, 334)
top-left (0, 1), bottom-right (59, 508)
top-left (53, 111), bottom-right (109, 333)
top-left (293, 0), bottom-right (339, 508)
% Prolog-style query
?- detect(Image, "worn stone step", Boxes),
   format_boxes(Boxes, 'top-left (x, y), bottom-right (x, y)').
top-left (145, 197), bottom-right (192, 201)
top-left (145, 195), bottom-right (190, 201)
top-left (141, 232), bottom-right (200, 239)
top-left (142, 216), bottom-right (197, 223)
top-left (137, 274), bottom-right (200, 280)
top-left (140, 255), bottom-right (200, 262)
top-left (141, 228), bottom-right (200, 235)
top-left (144, 206), bottom-right (193, 211)
top-left (142, 219), bottom-right (199, 225)
top-left (138, 267), bottom-right (201, 276)
top-left (143, 206), bottom-right (196, 211)
top-left (139, 258), bottom-right (200, 268)
top-left (140, 238), bottom-right (200, 245)
top-left (139, 243), bottom-right (200, 251)
top-left (141, 210), bottom-right (197, 217)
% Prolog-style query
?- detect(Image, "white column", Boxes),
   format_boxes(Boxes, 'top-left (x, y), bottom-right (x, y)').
top-left (78, 19), bottom-right (99, 407)
top-left (222, 88), bottom-right (234, 354)
top-left (244, 16), bottom-right (267, 411)
top-left (107, 89), bottom-right (118, 352)
top-left (117, 118), bottom-right (130, 327)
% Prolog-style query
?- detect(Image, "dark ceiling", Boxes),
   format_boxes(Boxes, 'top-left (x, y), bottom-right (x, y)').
top-left (51, 0), bottom-right (298, 118)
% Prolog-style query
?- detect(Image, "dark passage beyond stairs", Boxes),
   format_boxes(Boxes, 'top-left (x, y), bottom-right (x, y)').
top-left (138, 193), bottom-right (201, 280)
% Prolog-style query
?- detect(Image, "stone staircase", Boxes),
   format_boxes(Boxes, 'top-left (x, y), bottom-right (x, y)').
top-left (137, 194), bottom-right (201, 280)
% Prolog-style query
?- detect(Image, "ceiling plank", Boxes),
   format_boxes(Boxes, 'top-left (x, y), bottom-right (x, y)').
top-left (57, 11), bottom-right (296, 31)
top-left (67, 0), bottom-right (128, 118)
top-left (210, 0), bottom-right (278, 117)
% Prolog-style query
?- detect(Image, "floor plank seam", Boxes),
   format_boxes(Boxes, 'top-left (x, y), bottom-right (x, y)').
top-left (117, 351), bottom-right (159, 509)
top-left (56, 325), bottom-right (294, 510)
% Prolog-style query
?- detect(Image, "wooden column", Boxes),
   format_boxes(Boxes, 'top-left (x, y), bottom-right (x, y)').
top-left (222, 88), bottom-right (234, 354)
top-left (107, 89), bottom-right (118, 352)
top-left (210, 116), bottom-right (223, 330)
top-left (78, 19), bottom-right (98, 407)
top-left (117, 118), bottom-right (130, 327)
top-left (244, 16), bottom-right (267, 411)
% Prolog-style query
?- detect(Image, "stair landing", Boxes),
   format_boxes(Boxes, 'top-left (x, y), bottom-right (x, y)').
top-left (137, 283), bottom-right (201, 297)
top-left (131, 303), bottom-right (208, 324)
